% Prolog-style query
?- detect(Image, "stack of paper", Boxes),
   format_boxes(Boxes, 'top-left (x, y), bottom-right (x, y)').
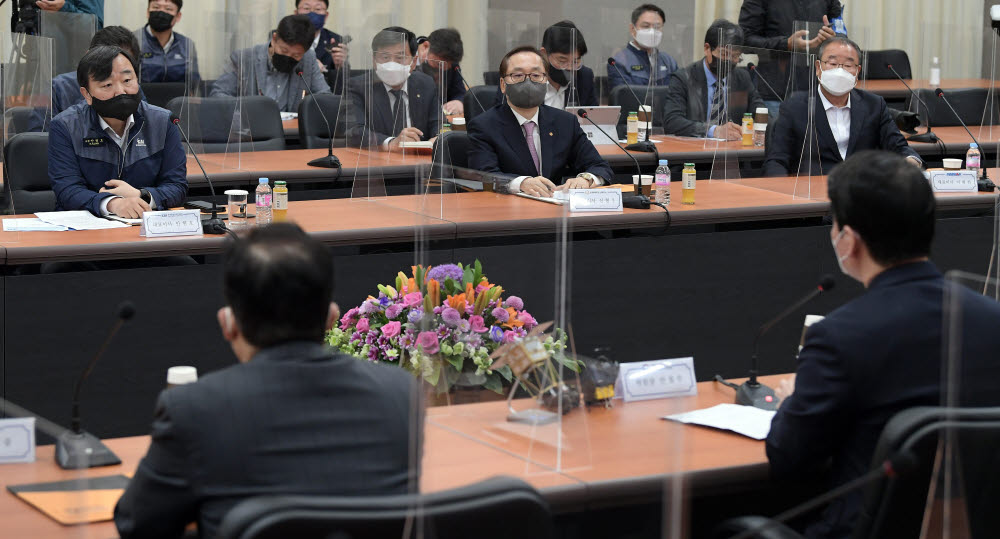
top-left (34, 211), bottom-right (130, 231)
top-left (2, 218), bottom-right (69, 232)
top-left (662, 403), bottom-right (776, 440)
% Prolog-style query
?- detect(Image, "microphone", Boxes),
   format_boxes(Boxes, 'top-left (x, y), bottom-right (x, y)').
top-left (746, 63), bottom-right (784, 103)
top-left (297, 70), bottom-right (342, 169)
top-left (935, 88), bottom-right (997, 192)
top-left (606, 58), bottom-right (656, 153)
top-left (55, 301), bottom-right (135, 469)
top-left (453, 65), bottom-right (487, 115)
top-left (170, 113), bottom-right (227, 235)
top-left (716, 275), bottom-right (836, 410)
top-left (577, 108), bottom-right (650, 209)
top-left (883, 64), bottom-right (937, 143)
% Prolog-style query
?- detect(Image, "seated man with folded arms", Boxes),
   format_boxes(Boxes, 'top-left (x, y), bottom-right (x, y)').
top-left (469, 46), bottom-right (613, 197)
top-left (347, 27), bottom-right (440, 151)
top-left (661, 19), bottom-right (765, 140)
top-left (766, 150), bottom-right (1000, 538)
top-left (763, 36), bottom-right (921, 176)
top-left (414, 28), bottom-right (467, 115)
top-left (48, 45), bottom-right (187, 219)
top-left (608, 3), bottom-right (679, 89)
top-left (115, 223), bottom-right (423, 539)
top-left (211, 14), bottom-right (330, 112)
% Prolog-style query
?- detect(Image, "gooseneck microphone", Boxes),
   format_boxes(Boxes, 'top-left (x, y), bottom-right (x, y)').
top-left (716, 275), bottom-right (836, 410)
top-left (606, 58), bottom-right (657, 153)
top-left (55, 301), bottom-right (135, 469)
top-left (935, 88), bottom-right (997, 192)
top-left (453, 65), bottom-right (487, 114)
top-left (297, 70), bottom-right (342, 169)
top-left (884, 64), bottom-right (937, 143)
top-left (577, 108), bottom-right (651, 209)
top-left (170, 114), bottom-right (227, 235)
top-left (747, 63), bottom-right (784, 103)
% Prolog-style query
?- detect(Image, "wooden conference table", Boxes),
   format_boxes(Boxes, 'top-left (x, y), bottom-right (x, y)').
top-left (0, 375), bottom-right (782, 539)
top-left (862, 78), bottom-right (992, 100)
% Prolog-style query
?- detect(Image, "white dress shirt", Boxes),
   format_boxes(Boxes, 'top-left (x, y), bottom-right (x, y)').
top-left (543, 82), bottom-right (567, 109)
top-left (97, 114), bottom-right (156, 216)
top-left (819, 90), bottom-right (851, 160)
top-left (382, 80), bottom-right (412, 148)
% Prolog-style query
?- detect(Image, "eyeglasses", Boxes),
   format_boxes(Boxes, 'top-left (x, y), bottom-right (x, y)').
top-left (547, 56), bottom-right (584, 71)
top-left (374, 52), bottom-right (413, 64)
top-left (712, 51), bottom-right (743, 64)
top-left (504, 72), bottom-right (547, 84)
top-left (821, 59), bottom-right (860, 71)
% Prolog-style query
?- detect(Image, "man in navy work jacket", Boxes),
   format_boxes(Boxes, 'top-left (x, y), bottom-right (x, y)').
top-left (134, 0), bottom-right (200, 87)
top-left (608, 3), bottom-right (679, 89)
top-left (468, 46), bottom-right (612, 197)
top-left (48, 45), bottom-right (187, 219)
top-left (766, 150), bottom-right (1000, 538)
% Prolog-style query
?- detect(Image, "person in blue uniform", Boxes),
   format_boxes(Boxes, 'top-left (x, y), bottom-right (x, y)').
top-left (134, 0), bottom-right (200, 87)
top-left (608, 4), bottom-right (679, 89)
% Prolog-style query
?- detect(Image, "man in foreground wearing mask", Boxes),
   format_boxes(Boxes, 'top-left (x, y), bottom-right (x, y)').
top-left (414, 28), bottom-right (466, 116)
top-left (295, 0), bottom-right (349, 94)
top-left (134, 0), bottom-right (199, 87)
top-left (468, 46), bottom-right (612, 198)
top-left (765, 150), bottom-right (1000, 538)
top-left (661, 19), bottom-right (764, 140)
top-left (48, 46), bottom-right (187, 219)
top-left (212, 14), bottom-right (330, 112)
top-left (763, 37), bottom-right (921, 176)
top-left (346, 27), bottom-right (439, 151)
top-left (608, 3), bottom-right (678, 89)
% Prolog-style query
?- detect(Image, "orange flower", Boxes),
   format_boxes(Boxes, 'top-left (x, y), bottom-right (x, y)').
top-left (447, 293), bottom-right (468, 315)
top-left (503, 306), bottom-right (524, 328)
top-left (427, 279), bottom-right (440, 308)
top-left (465, 282), bottom-right (475, 303)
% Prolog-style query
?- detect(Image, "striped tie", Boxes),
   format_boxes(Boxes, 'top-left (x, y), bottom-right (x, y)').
top-left (709, 81), bottom-right (724, 126)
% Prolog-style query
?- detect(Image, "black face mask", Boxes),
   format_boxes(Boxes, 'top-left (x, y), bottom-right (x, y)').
top-left (148, 10), bottom-right (174, 32)
top-left (90, 92), bottom-right (141, 121)
top-left (708, 57), bottom-right (739, 78)
top-left (271, 52), bottom-right (298, 74)
top-left (547, 64), bottom-right (570, 87)
top-left (418, 62), bottom-right (450, 88)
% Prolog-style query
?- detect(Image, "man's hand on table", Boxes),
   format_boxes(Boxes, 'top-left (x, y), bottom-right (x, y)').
top-left (521, 176), bottom-right (556, 197)
top-left (555, 176), bottom-right (596, 191)
top-left (774, 374), bottom-right (796, 407)
top-left (108, 197), bottom-right (151, 219)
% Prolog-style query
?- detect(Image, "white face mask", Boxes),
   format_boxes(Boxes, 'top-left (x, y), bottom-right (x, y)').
top-left (376, 61), bottom-right (410, 87)
top-left (819, 67), bottom-right (856, 96)
top-left (831, 229), bottom-right (850, 275)
top-left (635, 28), bottom-right (663, 49)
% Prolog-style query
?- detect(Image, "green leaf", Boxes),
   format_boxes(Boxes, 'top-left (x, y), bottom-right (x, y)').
top-left (483, 374), bottom-right (504, 394)
top-left (446, 354), bottom-right (464, 371)
top-left (498, 364), bottom-right (514, 382)
top-left (475, 259), bottom-right (483, 275)
top-left (554, 353), bottom-right (583, 373)
top-left (463, 267), bottom-right (475, 285)
top-left (444, 277), bottom-right (458, 295)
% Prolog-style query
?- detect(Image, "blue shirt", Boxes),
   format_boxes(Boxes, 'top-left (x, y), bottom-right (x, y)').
top-left (703, 59), bottom-right (727, 138)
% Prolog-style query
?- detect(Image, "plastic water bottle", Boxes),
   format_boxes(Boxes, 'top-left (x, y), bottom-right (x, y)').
top-left (929, 57), bottom-right (941, 87)
top-left (966, 143), bottom-right (981, 178)
top-left (654, 159), bottom-right (670, 205)
top-left (255, 177), bottom-right (272, 225)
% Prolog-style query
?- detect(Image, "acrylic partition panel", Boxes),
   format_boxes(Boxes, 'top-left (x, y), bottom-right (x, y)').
top-left (486, 9), bottom-right (541, 81)
top-left (38, 10), bottom-right (97, 76)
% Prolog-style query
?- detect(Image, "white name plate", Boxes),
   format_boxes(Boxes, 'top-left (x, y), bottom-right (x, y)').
top-left (616, 357), bottom-right (697, 402)
top-left (0, 417), bottom-right (35, 464)
top-left (581, 124), bottom-right (619, 146)
top-left (140, 210), bottom-right (204, 238)
top-left (927, 170), bottom-right (978, 193)
top-left (568, 188), bottom-right (623, 212)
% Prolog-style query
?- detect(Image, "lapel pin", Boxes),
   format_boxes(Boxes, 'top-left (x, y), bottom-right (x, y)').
top-left (549, 132), bottom-right (554, 136)
top-left (416, 93), bottom-right (421, 98)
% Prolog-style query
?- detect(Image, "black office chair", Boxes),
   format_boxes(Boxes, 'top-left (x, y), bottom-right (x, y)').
top-left (215, 476), bottom-right (553, 539)
top-left (3, 132), bottom-right (54, 214)
top-left (297, 94), bottom-right (346, 149)
top-left (167, 96), bottom-right (286, 153)
top-left (463, 85), bottom-right (499, 122)
top-left (862, 50), bottom-right (912, 80)
top-left (913, 88), bottom-right (1000, 127)
top-left (483, 71), bottom-right (500, 86)
top-left (140, 82), bottom-right (189, 109)
top-left (608, 84), bottom-right (670, 136)
top-left (431, 130), bottom-right (472, 169)
top-left (714, 406), bottom-right (1000, 539)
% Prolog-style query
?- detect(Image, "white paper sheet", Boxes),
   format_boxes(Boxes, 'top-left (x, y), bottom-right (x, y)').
top-left (2, 218), bottom-right (69, 232)
top-left (280, 112), bottom-right (299, 121)
top-left (515, 191), bottom-right (570, 205)
top-left (34, 211), bottom-right (130, 230)
top-left (662, 403), bottom-right (776, 440)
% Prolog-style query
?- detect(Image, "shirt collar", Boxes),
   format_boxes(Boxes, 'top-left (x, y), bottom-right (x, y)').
top-left (311, 31), bottom-right (321, 51)
top-left (383, 79), bottom-right (409, 96)
top-left (819, 89), bottom-right (851, 111)
top-left (145, 24), bottom-right (174, 51)
top-left (98, 113), bottom-right (135, 138)
top-left (509, 105), bottom-right (539, 127)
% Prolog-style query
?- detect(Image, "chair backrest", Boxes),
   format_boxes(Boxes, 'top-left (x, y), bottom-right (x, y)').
top-left (166, 96), bottom-right (286, 153)
top-left (215, 476), bottom-right (552, 539)
top-left (863, 50), bottom-right (912, 80)
top-left (6, 106), bottom-right (39, 134)
top-left (140, 82), bottom-right (188, 109)
top-left (854, 406), bottom-right (1000, 539)
top-left (463, 85), bottom-right (499, 122)
top-left (483, 71), bottom-right (500, 86)
top-left (431, 130), bottom-right (471, 169)
top-left (913, 88), bottom-right (999, 128)
top-left (297, 94), bottom-right (346, 150)
top-left (609, 84), bottom-right (670, 136)
top-left (4, 132), bottom-right (54, 214)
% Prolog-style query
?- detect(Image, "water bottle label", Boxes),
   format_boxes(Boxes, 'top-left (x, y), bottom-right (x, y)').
top-left (655, 173), bottom-right (669, 185)
top-left (256, 194), bottom-right (271, 207)
top-left (968, 155), bottom-right (980, 168)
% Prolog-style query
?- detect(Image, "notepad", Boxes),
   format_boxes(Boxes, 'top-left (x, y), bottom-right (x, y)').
top-left (662, 403), bottom-right (776, 440)
top-left (34, 211), bottom-right (130, 231)
top-left (8, 475), bottom-right (130, 525)
top-left (2, 218), bottom-right (69, 232)
top-left (515, 191), bottom-right (569, 205)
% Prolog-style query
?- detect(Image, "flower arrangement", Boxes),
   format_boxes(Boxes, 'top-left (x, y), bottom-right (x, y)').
top-left (325, 261), bottom-right (574, 393)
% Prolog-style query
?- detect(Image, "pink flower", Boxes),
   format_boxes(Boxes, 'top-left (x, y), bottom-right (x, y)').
top-left (491, 307), bottom-right (509, 323)
top-left (502, 330), bottom-right (518, 343)
top-left (416, 331), bottom-right (440, 354)
top-left (356, 318), bottom-right (370, 333)
top-left (403, 292), bottom-right (423, 307)
top-left (505, 296), bottom-right (524, 311)
top-left (385, 304), bottom-right (403, 319)
top-left (381, 321), bottom-right (402, 338)
top-left (469, 315), bottom-right (489, 333)
top-left (339, 307), bottom-right (360, 329)
top-left (442, 307), bottom-right (462, 325)
top-left (517, 312), bottom-right (537, 329)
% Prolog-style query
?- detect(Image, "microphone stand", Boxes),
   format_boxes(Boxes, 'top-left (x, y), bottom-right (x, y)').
top-left (297, 71), bottom-right (342, 169)
top-left (607, 58), bottom-right (657, 152)
top-left (936, 88), bottom-right (997, 192)
top-left (747, 63), bottom-right (784, 104)
top-left (171, 116), bottom-right (227, 235)
top-left (577, 108), bottom-right (652, 209)
top-left (886, 64), bottom-right (938, 143)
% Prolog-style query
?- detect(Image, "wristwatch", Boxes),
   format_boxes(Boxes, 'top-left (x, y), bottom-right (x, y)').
top-left (139, 189), bottom-right (152, 205)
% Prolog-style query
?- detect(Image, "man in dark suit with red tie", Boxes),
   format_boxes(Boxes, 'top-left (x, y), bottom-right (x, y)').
top-left (467, 46), bottom-right (613, 197)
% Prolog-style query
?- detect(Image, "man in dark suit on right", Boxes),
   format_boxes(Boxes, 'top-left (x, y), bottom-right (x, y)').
top-left (763, 36), bottom-right (921, 177)
top-left (766, 150), bottom-right (1000, 538)
top-left (661, 19), bottom-right (765, 140)
top-left (114, 223), bottom-right (422, 539)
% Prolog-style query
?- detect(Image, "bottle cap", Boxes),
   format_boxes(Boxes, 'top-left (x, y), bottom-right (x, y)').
top-left (756, 107), bottom-right (769, 114)
top-left (443, 123), bottom-right (451, 127)
top-left (743, 112), bottom-right (752, 117)
top-left (259, 177), bottom-right (269, 184)
top-left (167, 366), bottom-right (198, 386)
top-left (970, 142), bottom-right (979, 149)
top-left (684, 162), bottom-right (694, 167)
top-left (658, 159), bottom-right (669, 165)
top-left (275, 180), bottom-right (287, 185)
top-left (452, 117), bottom-right (466, 125)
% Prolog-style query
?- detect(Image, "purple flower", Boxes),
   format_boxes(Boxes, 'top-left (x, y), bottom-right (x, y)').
top-left (502, 330), bottom-right (518, 344)
top-left (356, 318), bottom-right (370, 333)
top-left (407, 309), bottom-right (424, 323)
top-left (489, 326), bottom-right (504, 343)
top-left (359, 300), bottom-right (379, 316)
top-left (518, 312), bottom-right (537, 329)
top-left (416, 331), bottom-right (440, 354)
top-left (469, 315), bottom-right (488, 333)
top-left (381, 321), bottom-right (402, 338)
top-left (457, 319), bottom-right (471, 332)
top-left (378, 295), bottom-right (391, 307)
top-left (427, 264), bottom-right (464, 283)
top-left (491, 307), bottom-right (509, 323)
top-left (385, 304), bottom-right (403, 319)
top-left (433, 306), bottom-right (443, 315)
top-left (442, 307), bottom-right (462, 325)
top-left (504, 296), bottom-right (524, 311)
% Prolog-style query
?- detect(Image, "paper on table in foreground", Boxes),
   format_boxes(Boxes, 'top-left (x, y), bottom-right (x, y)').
top-left (515, 191), bottom-right (570, 205)
top-left (2, 218), bottom-right (69, 232)
top-left (35, 211), bottom-right (130, 230)
top-left (662, 403), bottom-right (776, 440)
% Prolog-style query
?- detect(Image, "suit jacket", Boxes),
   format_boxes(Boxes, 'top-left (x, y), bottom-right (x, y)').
top-left (763, 88), bottom-right (920, 177)
top-left (315, 28), bottom-right (348, 95)
top-left (346, 70), bottom-right (441, 148)
top-left (467, 103), bottom-right (613, 192)
top-left (661, 60), bottom-right (766, 138)
top-left (210, 43), bottom-right (330, 112)
top-left (766, 262), bottom-right (1000, 538)
top-left (114, 341), bottom-right (423, 539)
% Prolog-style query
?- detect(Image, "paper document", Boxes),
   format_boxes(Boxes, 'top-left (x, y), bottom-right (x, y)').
top-left (516, 191), bottom-right (569, 205)
top-left (34, 211), bottom-right (130, 231)
top-left (662, 403), bottom-right (776, 440)
top-left (280, 112), bottom-right (298, 121)
top-left (2, 218), bottom-right (69, 232)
